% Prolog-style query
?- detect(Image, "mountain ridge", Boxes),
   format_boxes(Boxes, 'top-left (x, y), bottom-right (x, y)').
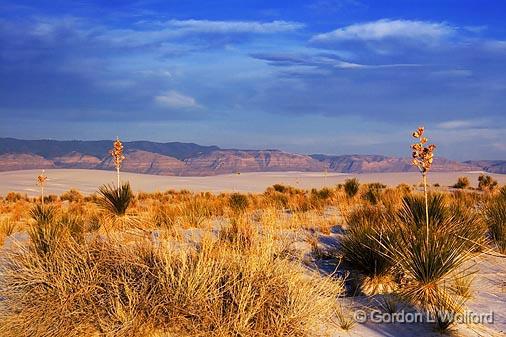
top-left (0, 138), bottom-right (502, 176)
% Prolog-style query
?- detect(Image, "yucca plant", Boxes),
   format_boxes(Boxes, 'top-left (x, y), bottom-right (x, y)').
top-left (97, 182), bottom-right (133, 216)
top-left (28, 204), bottom-right (66, 256)
top-left (484, 197), bottom-right (506, 253)
top-left (381, 195), bottom-right (482, 326)
top-left (340, 206), bottom-right (397, 294)
top-left (410, 126), bottom-right (436, 246)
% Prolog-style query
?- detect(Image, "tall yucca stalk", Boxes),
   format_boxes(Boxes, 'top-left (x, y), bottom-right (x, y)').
top-left (110, 137), bottom-right (125, 188)
top-left (36, 170), bottom-right (47, 208)
top-left (411, 126), bottom-right (436, 246)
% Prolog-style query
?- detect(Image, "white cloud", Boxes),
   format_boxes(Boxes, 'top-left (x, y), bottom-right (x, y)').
top-left (166, 19), bottom-right (304, 34)
top-left (436, 119), bottom-right (488, 129)
top-left (311, 19), bottom-right (454, 43)
top-left (154, 90), bottom-right (200, 109)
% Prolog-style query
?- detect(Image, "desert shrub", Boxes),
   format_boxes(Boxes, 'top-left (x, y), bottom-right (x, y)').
top-left (340, 206), bottom-right (392, 277)
top-left (362, 183), bottom-right (386, 205)
top-left (272, 183), bottom-right (288, 193)
top-left (97, 182), bottom-right (133, 216)
top-left (478, 174), bottom-right (498, 192)
top-left (343, 178), bottom-right (360, 198)
top-left (60, 189), bottom-right (83, 202)
top-left (484, 197), bottom-right (506, 253)
top-left (5, 192), bottom-right (27, 202)
top-left (229, 193), bottom-right (249, 214)
top-left (453, 176), bottom-right (470, 189)
top-left (28, 204), bottom-right (67, 256)
top-left (0, 234), bottom-right (344, 337)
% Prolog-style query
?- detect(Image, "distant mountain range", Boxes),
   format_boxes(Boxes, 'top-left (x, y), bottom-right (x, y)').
top-left (0, 138), bottom-right (503, 176)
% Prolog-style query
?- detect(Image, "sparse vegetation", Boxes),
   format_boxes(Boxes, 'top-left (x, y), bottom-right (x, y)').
top-left (453, 176), bottom-right (470, 189)
top-left (344, 178), bottom-right (360, 198)
top-left (478, 174), bottom-right (498, 192)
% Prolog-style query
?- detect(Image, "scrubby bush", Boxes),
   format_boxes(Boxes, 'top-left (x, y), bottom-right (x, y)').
top-left (453, 176), bottom-right (470, 189)
top-left (343, 178), bottom-right (360, 198)
top-left (60, 188), bottom-right (83, 202)
top-left (362, 183), bottom-right (386, 205)
top-left (478, 174), bottom-right (498, 192)
top-left (229, 193), bottom-right (249, 214)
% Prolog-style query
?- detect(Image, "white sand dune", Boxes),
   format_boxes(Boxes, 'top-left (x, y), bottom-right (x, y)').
top-left (1, 169), bottom-right (506, 196)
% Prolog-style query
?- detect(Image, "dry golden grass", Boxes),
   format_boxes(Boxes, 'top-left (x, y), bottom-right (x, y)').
top-left (0, 179), bottom-right (503, 335)
top-left (0, 227), bottom-right (344, 337)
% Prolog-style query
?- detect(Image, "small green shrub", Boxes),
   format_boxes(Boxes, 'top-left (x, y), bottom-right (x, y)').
top-left (478, 174), bottom-right (498, 192)
top-left (453, 176), bottom-right (470, 189)
top-left (344, 178), bottom-right (360, 198)
top-left (229, 193), bottom-right (249, 214)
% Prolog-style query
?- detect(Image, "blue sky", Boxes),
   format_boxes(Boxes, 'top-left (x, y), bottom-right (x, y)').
top-left (1, 0), bottom-right (505, 160)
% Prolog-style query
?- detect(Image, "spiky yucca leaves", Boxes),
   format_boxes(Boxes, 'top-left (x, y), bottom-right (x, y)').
top-left (28, 204), bottom-right (67, 256)
top-left (382, 195), bottom-right (483, 322)
top-left (484, 197), bottom-right (506, 253)
top-left (97, 182), bottom-right (133, 217)
top-left (399, 194), bottom-right (487, 249)
top-left (0, 234), bottom-right (344, 337)
top-left (340, 206), bottom-right (397, 294)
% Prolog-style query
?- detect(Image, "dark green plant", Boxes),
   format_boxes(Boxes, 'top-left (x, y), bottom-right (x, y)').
top-left (29, 203), bottom-right (57, 225)
top-left (97, 182), bottom-right (133, 216)
top-left (343, 178), bottom-right (360, 198)
top-left (340, 206), bottom-right (392, 277)
top-left (382, 196), bottom-right (482, 323)
top-left (362, 183), bottom-right (386, 205)
top-left (28, 204), bottom-right (66, 256)
top-left (229, 193), bottom-right (249, 214)
top-left (453, 176), bottom-right (470, 189)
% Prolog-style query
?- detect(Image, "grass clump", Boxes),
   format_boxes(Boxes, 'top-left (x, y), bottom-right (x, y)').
top-left (340, 206), bottom-right (396, 295)
top-left (343, 178), bottom-right (360, 198)
top-left (229, 192), bottom-right (249, 214)
top-left (0, 234), bottom-right (344, 337)
top-left (484, 196), bottom-right (506, 253)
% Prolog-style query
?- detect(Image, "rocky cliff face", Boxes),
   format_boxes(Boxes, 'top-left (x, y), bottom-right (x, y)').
top-left (0, 138), bottom-right (499, 176)
top-left (465, 160), bottom-right (506, 174)
top-left (0, 154), bottom-right (55, 171)
top-left (310, 154), bottom-right (480, 173)
top-left (184, 150), bottom-right (324, 175)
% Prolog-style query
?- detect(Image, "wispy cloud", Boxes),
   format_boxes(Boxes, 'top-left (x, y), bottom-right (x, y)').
top-left (166, 19), bottom-right (304, 34)
top-left (311, 19), bottom-right (454, 44)
top-left (251, 52), bottom-right (421, 70)
top-left (154, 90), bottom-right (200, 109)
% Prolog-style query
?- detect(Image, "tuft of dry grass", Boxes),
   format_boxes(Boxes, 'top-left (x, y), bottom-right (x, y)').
top-left (0, 230), bottom-right (344, 337)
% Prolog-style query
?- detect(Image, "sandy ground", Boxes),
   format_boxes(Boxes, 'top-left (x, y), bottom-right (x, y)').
top-left (1, 169), bottom-right (506, 196)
